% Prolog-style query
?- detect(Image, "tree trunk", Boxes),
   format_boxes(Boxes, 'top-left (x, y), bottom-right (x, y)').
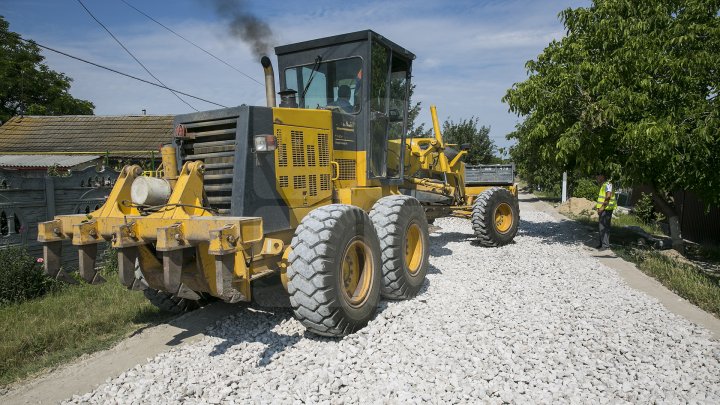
top-left (647, 185), bottom-right (684, 252)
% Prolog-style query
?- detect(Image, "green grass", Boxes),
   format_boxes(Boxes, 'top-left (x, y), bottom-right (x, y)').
top-left (568, 210), bottom-right (663, 239)
top-left (614, 247), bottom-right (720, 318)
top-left (0, 272), bottom-right (174, 387)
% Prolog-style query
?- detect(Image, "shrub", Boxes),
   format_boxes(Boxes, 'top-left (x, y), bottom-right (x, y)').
top-left (634, 192), bottom-right (655, 224)
top-left (0, 246), bottom-right (60, 305)
top-left (100, 244), bottom-right (118, 274)
top-left (573, 178), bottom-right (598, 201)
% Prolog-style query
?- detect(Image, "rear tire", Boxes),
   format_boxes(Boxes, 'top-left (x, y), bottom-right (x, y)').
top-left (472, 187), bottom-right (519, 247)
top-left (369, 195), bottom-right (429, 299)
top-left (288, 204), bottom-right (381, 337)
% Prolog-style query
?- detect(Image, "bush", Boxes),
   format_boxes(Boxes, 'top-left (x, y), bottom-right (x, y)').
top-left (573, 178), bottom-right (599, 201)
top-left (100, 244), bottom-right (118, 274)
top-left (634, 192), bottom-right (655, 224)
top-left (0, 246), bottom-right (60, 305)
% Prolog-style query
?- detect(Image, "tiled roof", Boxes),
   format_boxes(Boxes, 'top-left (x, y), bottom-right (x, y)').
top-left (0, 154), bottom-right (100, 169)
top-left (0, 115), bottom-right (174, 157)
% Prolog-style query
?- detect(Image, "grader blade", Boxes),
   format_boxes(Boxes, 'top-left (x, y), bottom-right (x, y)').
top-left (42, 241), bottom-right (79, 284)
top-left (78, 244), bottom-right (106, 285)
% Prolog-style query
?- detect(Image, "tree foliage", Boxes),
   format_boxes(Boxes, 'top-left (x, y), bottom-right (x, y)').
top-left (503, 0), bottom-right (720, 205)
top-left (0, 16), bottom-right (94, 123)
top-left (442, 117), bottom-right (495, 165)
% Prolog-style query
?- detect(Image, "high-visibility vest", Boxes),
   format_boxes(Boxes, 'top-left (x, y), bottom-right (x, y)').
top-left (596, 182), bottom-right (617, 210)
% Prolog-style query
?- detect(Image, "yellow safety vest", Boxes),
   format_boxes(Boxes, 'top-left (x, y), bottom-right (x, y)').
top-left (596, 182), bottom-right (617, 210)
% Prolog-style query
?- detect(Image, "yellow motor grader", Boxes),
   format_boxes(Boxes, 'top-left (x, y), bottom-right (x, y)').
top-left (37, 30), bottom-right (518, 337)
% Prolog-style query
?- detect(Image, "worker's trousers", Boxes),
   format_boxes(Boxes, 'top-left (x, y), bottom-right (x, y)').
top-left (598, 210), bottom-right (612, 248)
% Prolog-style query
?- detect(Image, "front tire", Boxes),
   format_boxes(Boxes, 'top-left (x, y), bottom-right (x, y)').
top-left (471, 187), bottom-right (519, 247)
top-left (369, 195), bottom-right (429, 299)
top-left (287, 204), bottom-right (382, 337)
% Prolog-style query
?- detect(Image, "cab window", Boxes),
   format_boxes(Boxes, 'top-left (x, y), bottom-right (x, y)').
top-left (284, 57), bottom-right (362, 113)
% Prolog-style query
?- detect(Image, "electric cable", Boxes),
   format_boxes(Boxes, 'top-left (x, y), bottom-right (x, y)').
top-left (76, 0), bottom-right (198, 111)
top-left (118, 0), bottom-right (264, 87)
top-left (20, 38), bottom-right (228, 108)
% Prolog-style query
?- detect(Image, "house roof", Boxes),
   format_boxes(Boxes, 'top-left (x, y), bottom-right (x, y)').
top-left (0, 154), bottom-right (100, 169)
top-left (0, 115), bottom-right (174, 158)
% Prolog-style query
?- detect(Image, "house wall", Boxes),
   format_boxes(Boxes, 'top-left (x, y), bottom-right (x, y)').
top-left (0, 167), bottom-right (119, 269)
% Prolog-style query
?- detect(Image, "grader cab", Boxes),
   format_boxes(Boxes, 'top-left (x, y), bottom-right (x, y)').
top-left (37, 30), bottom-right (518, 337)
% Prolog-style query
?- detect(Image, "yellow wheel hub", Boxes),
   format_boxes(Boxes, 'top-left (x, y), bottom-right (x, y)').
top-left (341, 239), bottom-right (373, 307)
top-left (494, 203), bottom-right (514, 234)
top-left (404, 223), bottom-right (424, 275)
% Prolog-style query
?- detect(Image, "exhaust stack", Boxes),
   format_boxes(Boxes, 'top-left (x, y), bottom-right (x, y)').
top-left (260, 56), bottom-right (276, 107)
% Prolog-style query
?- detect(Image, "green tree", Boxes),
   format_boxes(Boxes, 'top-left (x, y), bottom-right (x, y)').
top-left (0, 16), bottom-right (94, 123)
top-left (503, 0), bottom-right (720, 248)
top-left (406, 84), bottom-right (426, 137)
top-left (442, 117), bottom-right (495, 165)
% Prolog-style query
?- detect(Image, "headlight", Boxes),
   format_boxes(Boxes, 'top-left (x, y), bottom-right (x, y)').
top-left (254, 134), bottom-right (277, 152)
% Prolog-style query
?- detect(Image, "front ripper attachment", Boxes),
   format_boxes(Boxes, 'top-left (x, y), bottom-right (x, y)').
top-left (37, 159), bottom-right (264, 304)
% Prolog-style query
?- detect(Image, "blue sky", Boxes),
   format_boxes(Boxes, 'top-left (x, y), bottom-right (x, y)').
top-left (1, 0), bottom-right (589, 151)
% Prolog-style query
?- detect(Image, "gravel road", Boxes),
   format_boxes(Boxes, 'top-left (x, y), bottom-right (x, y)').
top-left (68, 203), bottom-right (720, 404)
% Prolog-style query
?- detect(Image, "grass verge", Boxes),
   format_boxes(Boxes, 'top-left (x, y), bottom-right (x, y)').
top-left (614, 247), bottom-right (720, 317)
top-left (0, 273), bottom-right (174, 388)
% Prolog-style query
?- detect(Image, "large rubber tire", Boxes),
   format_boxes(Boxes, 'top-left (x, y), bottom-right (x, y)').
top-left (287, 204), bottom-right (382, 337)
top-left (471, 187), bottom-right (519, 247)
top-left (143, 288), bottom-right (201, 313)
top-left (369, 195), bottom-right (429, 299)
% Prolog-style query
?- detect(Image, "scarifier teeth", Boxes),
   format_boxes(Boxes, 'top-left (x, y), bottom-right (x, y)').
top-left (118, 247), bottom-right (140, 288)
top-left (176, 283), bottom-right (201, 300)
top-left (42, 241), bottom-right (79, 284)
top-left (78, 244), bottom-right (106, 285)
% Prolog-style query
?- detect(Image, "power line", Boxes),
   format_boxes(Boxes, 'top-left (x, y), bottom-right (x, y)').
top-left (75, 0), bottom-right (198, 111)
top-left (21, 38), bottom-right (228, 108)
top-left (118, 0), bottom-right (264, 87)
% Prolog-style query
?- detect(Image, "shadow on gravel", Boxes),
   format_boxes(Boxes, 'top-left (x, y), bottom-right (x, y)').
top-left (429, 232), bottom-right (475, 257)
top-left (427, 264), bottom-right (442, 275)
top-left (517, 218), bottom-right (592, 247)
top-left (199, 273), bottom-right (435, 365)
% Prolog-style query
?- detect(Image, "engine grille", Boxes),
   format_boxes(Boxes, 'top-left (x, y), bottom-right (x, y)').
top-left (180, 117), bottom-right (238, 215)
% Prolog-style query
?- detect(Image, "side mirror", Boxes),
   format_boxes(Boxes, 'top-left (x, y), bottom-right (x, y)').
top-left (460, 143), bottom-right (471, 151)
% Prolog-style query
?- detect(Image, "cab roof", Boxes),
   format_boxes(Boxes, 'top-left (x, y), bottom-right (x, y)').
top-left (274, 30), bottom-right (416, 60)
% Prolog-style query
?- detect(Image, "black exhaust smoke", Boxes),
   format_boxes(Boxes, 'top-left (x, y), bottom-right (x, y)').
top-left (208, 0), bottom-right (276, 58)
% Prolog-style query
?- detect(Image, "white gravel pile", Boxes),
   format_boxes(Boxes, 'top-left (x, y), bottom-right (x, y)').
top-left (68, 204), bottom-right (720, 404)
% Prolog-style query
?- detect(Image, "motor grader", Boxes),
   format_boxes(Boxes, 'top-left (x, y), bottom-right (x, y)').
top-left (37, 30), bottom-right (518, 337)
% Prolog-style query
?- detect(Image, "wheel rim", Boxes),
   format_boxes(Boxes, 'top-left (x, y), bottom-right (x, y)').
top-left (494, 202), bottom-right (513, 234)
top-left (404, 223), bottom-right (424, 275)
top-left (341, 238), bottom-right (373, 307)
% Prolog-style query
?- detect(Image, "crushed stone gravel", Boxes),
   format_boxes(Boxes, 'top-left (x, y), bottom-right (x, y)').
top-left (67, 204), bottom-right (720, 404)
